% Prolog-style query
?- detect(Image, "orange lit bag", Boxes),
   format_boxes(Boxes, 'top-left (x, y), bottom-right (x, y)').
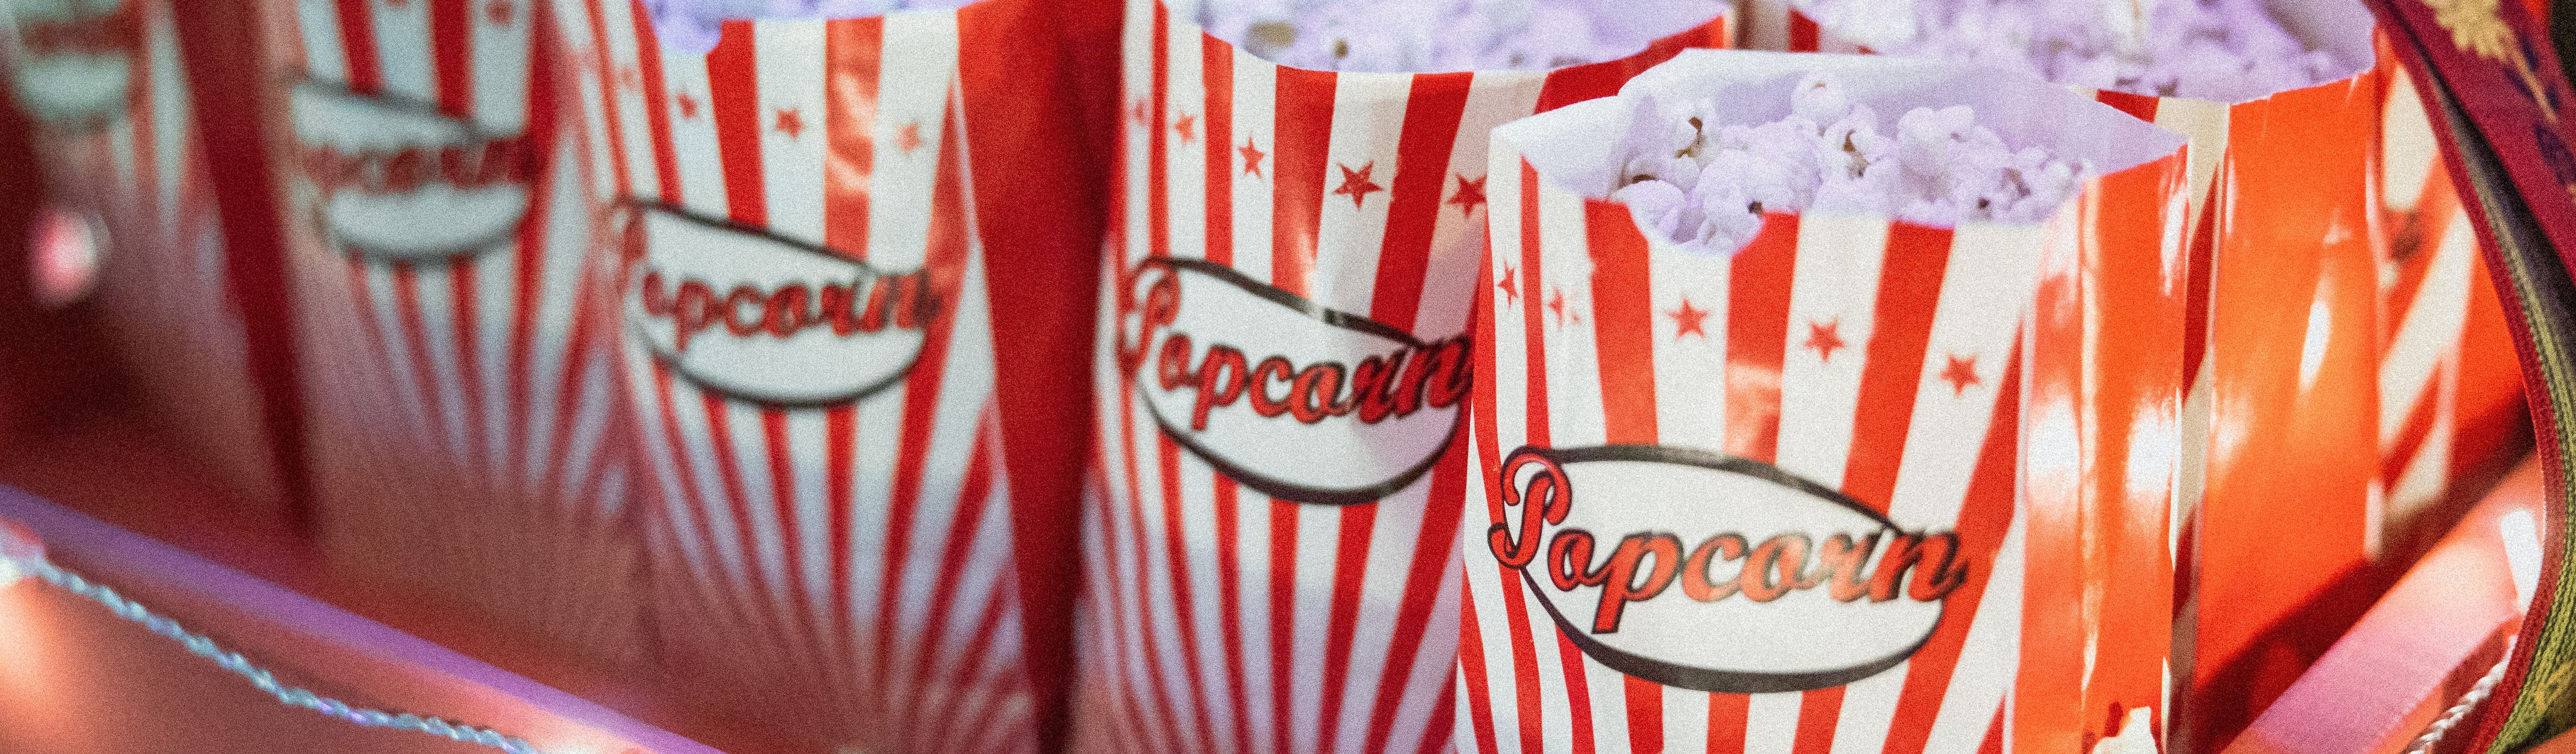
top-left (1458, 51), bottom-right (2189, 754)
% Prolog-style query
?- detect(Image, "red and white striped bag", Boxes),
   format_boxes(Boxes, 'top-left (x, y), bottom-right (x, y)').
top-left (3, 0), bottom-right (285, 503)
top-left (1760, 4), bottom-right (2389, 748)
top-left (2370, 35), bottom-right (2530, 561)
top-left (1458, 51), bottom-right (2189, 754)
top-left (1079, 2), bottom-right (1728, 753)
top-left (554, 0), bottom-right (1102, 750)
top-left (249, 0), bottom-right (644, 667)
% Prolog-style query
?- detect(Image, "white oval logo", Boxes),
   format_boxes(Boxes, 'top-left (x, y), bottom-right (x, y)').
top-left (622, 204), bottom-right (936, 406)
top-left (1117, 258), bottom-right (1468, 506)
top-left (6, 0), bottom-right (135, 131)
top-left (1489, 445), bottom-right (1964, 693)
top-left (290, 80), bottom-right (531, 260)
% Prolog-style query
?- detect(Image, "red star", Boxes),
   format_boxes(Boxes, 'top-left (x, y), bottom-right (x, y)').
top-left (1239, 139), bottom-right (1266, 178)
top-left (1448, 174), bottom-right (1488, 218)
top-left (774, 108), bottom-right (805, 139)
top-left (1495, 265), bottom-right (1518, 305)
top-left (1939, 354), bottom-right (1981, 395)
top-left (484, 0), bottom-right (514, 24)
top-left (896, 122), bottom-right (924, 155)
top-left (1130, 100), bottom-right (1149, 126)
top-left (1174, 113), bottom-right (1197, 143)
top-left (616, 65), bottom-right (641, 92)
top-left (1546, 287), bottom-right (1568, 326)
top-left (1668, 298), bottom-right (1709, 339)
top-left (1805, 319), bottom-right (1846, 361)
top-left (674, 92), bottom-right (699, 119)
top-left (1331, 161), bottom-right (1384, 210)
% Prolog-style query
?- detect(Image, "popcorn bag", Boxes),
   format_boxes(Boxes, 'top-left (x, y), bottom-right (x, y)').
top-left (1457, 51), bottom-right (2189, 753)
top-left (1751, 0), bottom-right (2389, 746)
top-left (1079, 1), bottom-right (1727, 751)
top-left (248, 0), bottom-right (644, 667)
top-left (1, 0), bottom-right (285, 503)
top-left (2370, 38), bottom-right (2529, 560)
top-left (555, 0), bottom-right (1103, 749)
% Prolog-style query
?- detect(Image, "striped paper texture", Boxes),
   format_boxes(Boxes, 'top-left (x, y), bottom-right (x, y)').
top-left (268, 0), bottom-right (642, 667)
top-left (2371, 38), bottom-right (2530, 560)
top-left (556, 2), bottom-right (1062, 750)
top-left (1460, 75), bottom-right (2189, 754)
top-left (5, 0), bottom-right (283, 501)
top-left (1074, 3), bottom-right (1728, 753)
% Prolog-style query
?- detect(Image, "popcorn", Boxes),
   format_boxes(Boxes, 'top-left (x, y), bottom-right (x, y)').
top-left (1196, 0), bottom-right (1727, 72)
top-left (1612, 73), bottom-right (2091, 256)
top-left (1796, 0), bottom-right (2347, 101)
top-left (642, 0), bottom-right (977, 52)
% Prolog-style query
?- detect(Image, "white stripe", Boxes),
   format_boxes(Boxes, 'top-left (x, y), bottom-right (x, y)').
top-left (1744, 692), bottom-right (1802, 754)
top-left (471, 0), bottom-right (532, 133)
top-left (370, 0), bottom-right (435, 103)
top-left (754, 19), bottom-right (826, 244)
top-left (1311, 71), bottom-right (1411, 314)
top-left (1536, 178), bottom-right (1602, 449)
top-left (595, 0), bottom-right (663, 201)
top-left (1648, 229), bottom-right (1730, 452)
top-left (1165, 17), bottom-right (1208, 263)
top-left (1287, 503), bottom-right (1346, 753)
top-left (1772, 214), bottom-right (1886, 486)
top-left (1924, 511), bottom-right (2021, 753)
top-left (1487, 150), bottom-right (1531, 457)
top-left (1230, 45), bottom-right (1277, 280)
top-left (1461, 437), bottom-right (1526, 754)
top-left (2381, 66), bottom-right (2436, 216)
top-left (2380, 205), bottom-right (2476, 445)
top-left (658, 46), bottom-right (727, 218)
top-left (867, 11), bottom-right (957, 271)
top-left (297, 0), bottom-right (348, 82)
top-left (1341, 463), bottom-right (1441, 753)
top-left (1121, 0), bottom-right (1155, 270)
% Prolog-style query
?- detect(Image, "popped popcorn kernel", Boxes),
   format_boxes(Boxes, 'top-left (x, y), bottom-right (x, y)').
top-left (643, 0), bottom-right (980, 52)
top-left (1797, 0), bottom-right (2350, 101)
top-left (1196, 0), bottom-right (1728, 73)
top-left (1614, 74), bottom-right (2091, 256)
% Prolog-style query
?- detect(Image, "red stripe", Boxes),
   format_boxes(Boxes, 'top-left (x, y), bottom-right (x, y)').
top-left (504, 42), bottom-right (555, 494)
top-left (1205, 35), bottom-right (1235, 265)
top-left (1792, 691), bottom-right (1842, 754)
top-left (1212, 474), bottom-right (1252, 753)
top-left (1260, 495), bottom-right (1296, 754)
top-left (705, 23), bottom-right (766, 225)
top-left (1881, 342), bottom-right (2025, 754)
top-left (1148, 0), bottom-right (1170, 263)
top-left (873, 107), bottom-right (971, 717)
top-left (1521, 164), bottom-right (1594, 753)
top-left (1841, 223), bottom-right (1955, 511)
top-left (2093, 90), bottom-right (2160, 124)
top-left (1272, 67), bottom-right (1336, 295)
top-left (1558, 631), bottom-right (1599, 753)
top-left (450, 258), bottom-right (492, 486)
top-left (822, 17), bottom-right (883, 260)
top-left (578, 0), bottom-right (632, 195)
top-left (430, 0), bottom-right (473, 116)
top-left (1155, 435), bottom-right (1219, 752)
top-left (1582, 200), bottom-right (1665, 752)
top-left (629, 1), bottom-right (681, 204)
top-left (1360, 437), bottom-right (1470, 754)
top-left (903, 417), bottom-right (1001, 741)
top-left (1707, 694), bottom-right (1749, 754)
top-left (1725, 215), bottom-right (1798, 462)
top-left (1460, 573), bottom-right (1504, 754)
top-left (334, 0), bottom-right (383, 92)
top-left (1788, 11), bottom-right (1820, 52)
top-left (1368, 72), bottom-right (1474, 333)
top-left (826, 403), bottom-right (859, 689)
top-left (1317, 503), bottom-right (1381, 751)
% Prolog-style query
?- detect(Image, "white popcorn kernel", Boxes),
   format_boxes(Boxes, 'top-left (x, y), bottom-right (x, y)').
top-left (1609, 74), bottom-right (2089, 256)
top-left (1795, 0), bottom-right (2352, 101)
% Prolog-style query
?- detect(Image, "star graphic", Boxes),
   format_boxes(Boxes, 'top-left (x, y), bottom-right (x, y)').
top-left (774, 108), bottom-right (805, 139)
top-left (1239, 139), bottom-right (1266, 178)
top-left (1448, 174), bottom-right (1487, 218)
top-left (1668, 298), bottom-right (1709, 339)
top-left (1495, 265), bottom-right (1518, 305)
top-left (1546, 287), bottom-right (1568, 327)
top-left (1939, 354), bottom-right (1981, 395)
top-left (1174, 113), bottom-right (1197, 143)
top-left (1330, 161), bottom-right (1384, 210)
top-left (1805, 319), bottom-right (1846, 361)
top-left (485, 0), bottom-right (514, 24)
top-left (616, 65), bottom-right (641, 92)
top-left (1130, 100), bottom-right (1149, 126)
top-left (674, 92), bottom-right (699, 119)
top-left (896, 122), bottom-right (924, 155)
